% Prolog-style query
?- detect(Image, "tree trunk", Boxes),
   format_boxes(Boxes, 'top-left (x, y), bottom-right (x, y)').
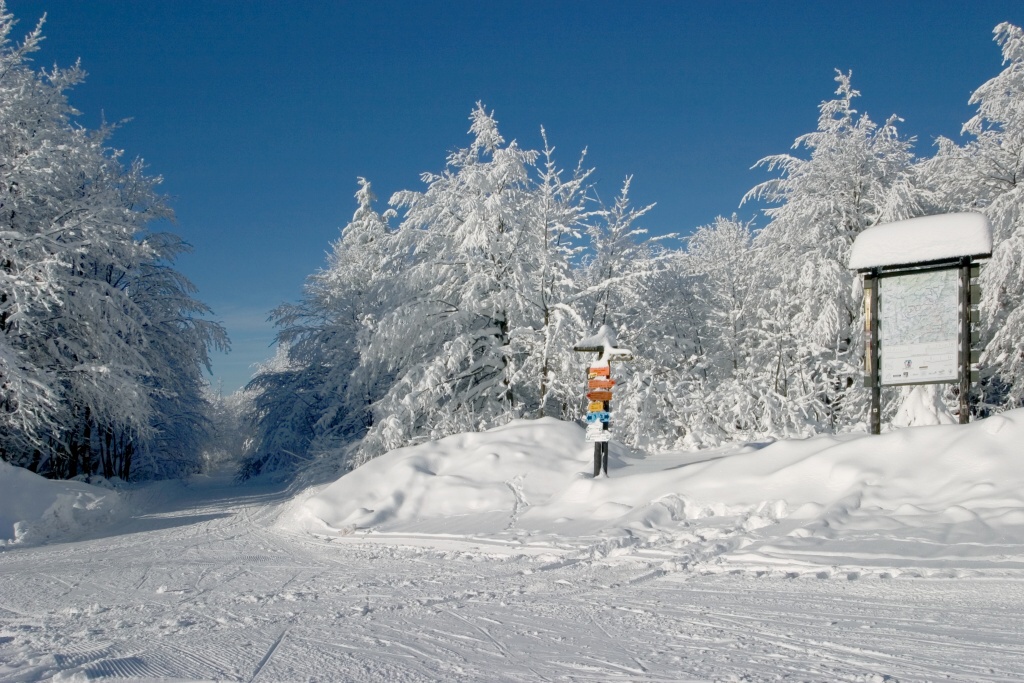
top-left (79, 407), bottom-right (92, 477)
top-left (121, 438), bottom-right (134, 481)
top-left (101, 425), bottom-right (114, 479)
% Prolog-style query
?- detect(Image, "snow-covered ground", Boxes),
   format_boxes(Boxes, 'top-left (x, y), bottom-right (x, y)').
top-left (0, 462), bottom-right (126, 549)
top-left (291, 411), bottom-right (1024, 576)
top-left (2, 413), bottom-right (1024, 681)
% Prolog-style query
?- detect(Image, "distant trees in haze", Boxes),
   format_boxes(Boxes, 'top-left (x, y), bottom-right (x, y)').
top-left (0, 4), bottom-right (227, 480)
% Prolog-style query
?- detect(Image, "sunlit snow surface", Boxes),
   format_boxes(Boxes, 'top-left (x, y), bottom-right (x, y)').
top-left (0, 462), bottom-right (125, 548)
top-left (2, 413), bottom-right (1024, 680)
top-left (293, 413), bottom-right (1024, 574)
top-left (847, 211), bottom-right (992, 270)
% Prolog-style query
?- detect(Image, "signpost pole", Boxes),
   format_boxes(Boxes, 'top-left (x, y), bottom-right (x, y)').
top-left (865, 272), bottom-right (881, 435)
top-left (595, 428), bottom-right (607, 478)
top-left (959, 258), bottom-right (972, 424)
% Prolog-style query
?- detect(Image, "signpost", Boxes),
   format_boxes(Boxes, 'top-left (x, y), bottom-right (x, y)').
top-left (849, 213), bottom-right (992, 434)
top-left (574, 325), bottom-right (632, 477)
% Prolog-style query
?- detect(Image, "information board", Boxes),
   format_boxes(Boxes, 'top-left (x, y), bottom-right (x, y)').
top-left (878, 268), bottom-right (959, 385)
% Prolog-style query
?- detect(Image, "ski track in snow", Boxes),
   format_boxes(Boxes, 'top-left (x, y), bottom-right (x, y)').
top-left (0, 474), bottom-right (1022, 682)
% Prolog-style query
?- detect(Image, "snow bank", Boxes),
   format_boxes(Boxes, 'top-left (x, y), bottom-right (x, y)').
top-left (289, 410), bottom-right (1024, 573)
top-left (294, 418), bottom-right (591, 533)
top-left (848, 211), bottom-right (992, 270)
top-left (0, 461), bottom-right (124, 547)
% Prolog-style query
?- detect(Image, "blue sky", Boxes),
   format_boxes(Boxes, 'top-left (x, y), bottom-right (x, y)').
top-left (8, 0), bottom-right (1024, 392)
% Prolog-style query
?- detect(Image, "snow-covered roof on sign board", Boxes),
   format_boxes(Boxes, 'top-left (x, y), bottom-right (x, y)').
top-left (848, 212), bottom-right (992, 271)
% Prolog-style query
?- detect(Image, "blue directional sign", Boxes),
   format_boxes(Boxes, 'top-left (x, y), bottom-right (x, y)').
top-left (585, 411), bottom-right (611, 423)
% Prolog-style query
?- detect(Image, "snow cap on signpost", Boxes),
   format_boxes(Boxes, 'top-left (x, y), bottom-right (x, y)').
top-left (573, 325), bottom-right (633, 364)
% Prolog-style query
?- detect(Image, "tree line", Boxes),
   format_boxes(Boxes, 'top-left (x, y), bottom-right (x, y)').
top-left (238, 23), bottom-right (1024, 478)
top-left (235, 22), bottom-right (1024, 481)
top-left (4, 4), bottom-right (1021, 483)
top-left (0, 6), bottom-right (227, 480)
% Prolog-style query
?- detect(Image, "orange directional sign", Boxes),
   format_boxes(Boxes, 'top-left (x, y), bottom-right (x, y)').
top-left (587, 365), bottom-right (610, 378)
top-left (586, 390), bottom-right (613, 402)
top-left (588, 378), bottom-right (615, 389)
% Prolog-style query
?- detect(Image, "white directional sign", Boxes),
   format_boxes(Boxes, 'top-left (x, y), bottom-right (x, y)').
top-left (585, 422), bottom-right (611, 443)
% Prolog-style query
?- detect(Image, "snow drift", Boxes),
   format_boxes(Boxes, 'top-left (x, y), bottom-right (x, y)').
top-left (288, 411), bottom-right (1024, 574)
top-left (0, 461), bottom-right (124, 547)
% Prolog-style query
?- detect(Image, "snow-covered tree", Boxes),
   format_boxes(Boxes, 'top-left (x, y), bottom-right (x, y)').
top-left (580, 177), bottom-right (659, 330)
top-left (741, 71), bottom-right (920, 433)
top-left (240, 179), bottom-right (396, 478)
top-left (0, 4), bottom-right (226, 479)
top-left (247, 105), bottom-right (679, 472)
top-left (238, 343), bottom-right (321, 480)
top-left (923, 23), bottom-right (1024, 410)
top-left (201, 382), bottom-right (255, 473)
top-left (357, 104), bottom-right (553, 460)
top-left (681, 216), bottom-right (772, 441)
top-left (125, 233), bottom-right (229, 479)
top-left (518, 132), bottom-right (593, 419)
top-left (575, 180), bottom-right (677, 448)
top-left (605, 246), bottom-right (702, 451)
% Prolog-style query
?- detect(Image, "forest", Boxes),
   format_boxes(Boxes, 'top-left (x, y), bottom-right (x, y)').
top-left (237, 23), bottom-right (1024, 480)
top-left (3, 4), bottom-right (1023, 481)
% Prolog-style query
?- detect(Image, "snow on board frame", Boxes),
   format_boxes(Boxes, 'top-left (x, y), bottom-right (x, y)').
top-left (848, 212), bottom-right (992, 271)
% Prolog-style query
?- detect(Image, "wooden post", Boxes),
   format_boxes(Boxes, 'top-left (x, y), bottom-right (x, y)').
top-left (959, 258), bottom-right (971, 424)
top-left (864, 271), bottom-right (881, 435)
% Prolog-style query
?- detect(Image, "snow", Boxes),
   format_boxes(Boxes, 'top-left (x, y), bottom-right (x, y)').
top-left (891, 384), bottom-right (958, 427)
top-left (0, 461), bottom-right (124, 547)
top-left (3, 414), bottom-right (1024, 680)
top-left (573, 324), bottom-right (633, 362)
top-left (289, 411), bottom-right (1024, 573)
top-left (848, 211), bottom-right (993, 270)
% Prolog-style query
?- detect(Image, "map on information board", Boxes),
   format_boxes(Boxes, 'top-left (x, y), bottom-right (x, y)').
top-left (879, 268), bottom-right (959, 385)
